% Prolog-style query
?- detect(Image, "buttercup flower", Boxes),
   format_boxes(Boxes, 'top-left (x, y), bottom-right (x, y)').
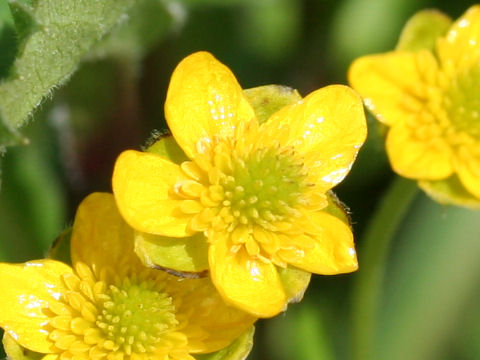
top-left (0, 193), bottom-right (255, 360)
top-left (113, 51), bottom-right (367, 317)
top-left (349, 5), bottom-right (480, 207)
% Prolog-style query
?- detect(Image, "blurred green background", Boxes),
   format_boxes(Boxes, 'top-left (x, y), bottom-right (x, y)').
top-left (1, 0), bottom-right (480, 359)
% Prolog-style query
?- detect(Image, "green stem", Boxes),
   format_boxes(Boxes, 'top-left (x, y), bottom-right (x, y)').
top-left (351, 177), bottom-right (418, 360)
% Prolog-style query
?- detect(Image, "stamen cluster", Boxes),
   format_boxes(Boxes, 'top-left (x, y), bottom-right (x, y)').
top-left (47, 262), bottom-right (181, 359)
top-left (174, 136), bottom-right (309, 235)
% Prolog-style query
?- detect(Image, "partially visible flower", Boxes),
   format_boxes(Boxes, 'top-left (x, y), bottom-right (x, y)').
top-left (112, 51), bottom-right (367, 317)
top-left (349, 5), bottom-right (480, 207)
top-left (0, 193), bottom-right (255, 360)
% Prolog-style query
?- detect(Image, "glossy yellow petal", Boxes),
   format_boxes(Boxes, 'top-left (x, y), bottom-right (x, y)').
top-left (283, 211), bottom-right (357, 274)
top-left (71, 192), bottom-right (142, 272)
top-left (437, 5), bottom-right (480, 69)
top-left (209, 239), bottom-right (286, 318)
top-left (0, 259), bottom-right (72, 353)
top-left (173, 277), bottom-right (256, 353)
top-left (41, 355), bottom-right (58, 360)
top-left (349, 50), bottom-right (438, 126)
top-left (262, 85), bottom-right (367, 192)
top-left (112, 150), bottom-right (193, 237)
top-left (165, 51), bottom-right (256, 158)
top-left (386, 121), bottom-right (454, 179)
top-left (455, 152), bottom-right (480, 198)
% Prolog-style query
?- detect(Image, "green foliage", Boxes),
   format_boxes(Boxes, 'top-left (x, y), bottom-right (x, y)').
top-left (0, 0), bottom-right (143, 148)
top-left (0, 1), bottom-right (16, 80)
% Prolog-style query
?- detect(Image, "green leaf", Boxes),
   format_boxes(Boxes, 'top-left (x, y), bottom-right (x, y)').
top-left (134, 232), bottom-right (209, 276)
top-left (0, 0), bottom-right (140, 147)
top-left (396, 9), bottom-right (452, 51)
top-left (0, 1), bottom-right (17, 80)
top-left (195, 326), bottom-right (255, 360)
top-left (243, 84), bottom-right (301, 125)
top-left (0, 110), bottom-right (26, 146)
top-left (8, 0), bottom-right (39, 52)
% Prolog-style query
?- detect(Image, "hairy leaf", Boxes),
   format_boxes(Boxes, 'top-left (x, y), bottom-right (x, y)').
top-left (0, 0), bottom-right (139, 147)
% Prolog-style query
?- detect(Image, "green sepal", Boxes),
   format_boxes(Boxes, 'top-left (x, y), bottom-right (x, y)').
top-left (243, 84), bottom-right (302, 125)
top-left (8, 0), bottom-right (40, 53)
top-left (323, 190), bottom-right (351, 226)
top-left (418, 176), bottom-right (480, 209)
top-left (195, 326), bottom-right (255, 360)
top-left (396, 9), bottom-right (452, 52)
top-left (47, 227), bottom-right (72, 265)
top-left (278, 265), bottom-right (311, 304)
top-left (135, 231), bottom-right (209, 277)
top-left (2, 333), bottom-right (43, 360)
top-left (146, 133), bottom-right (189, 164)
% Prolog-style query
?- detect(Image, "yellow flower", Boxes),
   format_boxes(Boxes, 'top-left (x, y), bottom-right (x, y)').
top-left (0, 193), bottom-right (255, 360)
top-left (349, 5), bottom-right (480, 207)
top-left (112, 51), bottom-right (367, 317)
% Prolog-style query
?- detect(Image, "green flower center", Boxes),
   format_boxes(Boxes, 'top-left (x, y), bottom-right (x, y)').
top-left (444, 65), bottom-right (480, 136)
top-left (96, 278), bottom-right (177, 355)
top-left (177, 139), bottom-right (310, 237)
top-left (220, 146), bottom-right (306, 226)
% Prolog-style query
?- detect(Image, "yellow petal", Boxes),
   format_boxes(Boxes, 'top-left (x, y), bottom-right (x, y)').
top-left (284, 211), bottom-right (358, 274)
top-left (262, 85), bottom-right (367, 192)
top-left (165, 51), bottom-right (256, 158)
top-left (0, 259), bottom-right (72, 353)
top-left (349, 50), bottom-right (438, 126)
top-left (112, 150), bottom-right (193, 237)
top-left (42, 355), bottom-right (58, 360)
top-left (209, 239), bottom-right (286, 318)
top-left (437, 5), bottom-right (480, 70)
top-left (172, 277), bottom-right (256, 353)
top-left (71, 192), bottom-right (142, 271)
top-left (386, 121), bottom-right (453, 179)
